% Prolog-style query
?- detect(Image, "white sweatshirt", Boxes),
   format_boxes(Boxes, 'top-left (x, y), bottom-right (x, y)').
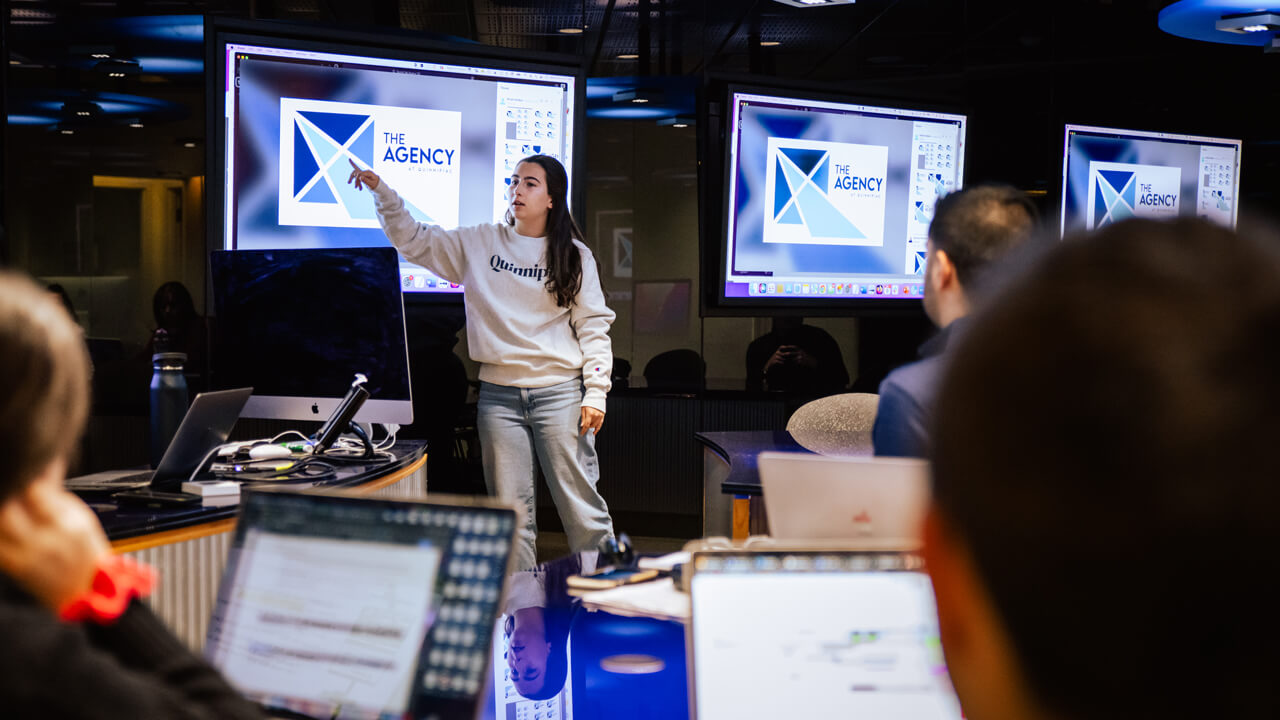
top-left (372, 182), bottom-right (615, 412)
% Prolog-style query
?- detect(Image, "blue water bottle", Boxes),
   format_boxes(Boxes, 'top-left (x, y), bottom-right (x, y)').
top-left (149, 328), bottom-right (189, 468)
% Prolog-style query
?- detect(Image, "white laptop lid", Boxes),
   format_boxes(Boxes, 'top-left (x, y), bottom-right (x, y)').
top-left (205, 488), bottom-right (518, 720)
top-left (688, 549), bottom-right (963, 720)
top-left (758, 452), bottom-right (930, 541)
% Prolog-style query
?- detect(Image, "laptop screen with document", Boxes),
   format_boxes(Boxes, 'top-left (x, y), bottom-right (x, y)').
top-left (688, 550), bottom-right (963, 720)
top-left (205, 489), bottom-right (518, 720)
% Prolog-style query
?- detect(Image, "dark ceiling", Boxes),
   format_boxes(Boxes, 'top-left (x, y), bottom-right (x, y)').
top-left (4, 0), bottom-right (1280, 206)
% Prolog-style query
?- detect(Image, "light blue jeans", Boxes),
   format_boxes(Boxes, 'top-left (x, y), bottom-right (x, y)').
top-left (477, 379), bottom-right (615, 571)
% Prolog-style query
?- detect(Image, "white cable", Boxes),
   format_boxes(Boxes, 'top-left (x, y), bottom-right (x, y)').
top-left (186, 442), bottom-right (240, 485)
top-left (271, 429), bottom-right (310, 444)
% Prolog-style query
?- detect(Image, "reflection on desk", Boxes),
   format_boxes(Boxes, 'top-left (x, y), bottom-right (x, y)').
top-left (486, 553), bottom-right (689, 720)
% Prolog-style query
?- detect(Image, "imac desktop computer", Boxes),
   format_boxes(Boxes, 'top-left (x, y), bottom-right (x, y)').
top-left (210, 246), bottom-right (413, 425)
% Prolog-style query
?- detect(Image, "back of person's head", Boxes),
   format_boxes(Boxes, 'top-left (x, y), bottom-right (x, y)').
top-left (929, 184), bottom-right (1038, 288)
top-left (0, 271), bottom-right (91, 501)
top-left (931, 217), bottom-right (1280, 719)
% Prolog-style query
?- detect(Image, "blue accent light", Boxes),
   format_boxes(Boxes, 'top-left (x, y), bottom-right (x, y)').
top-left (8, 90), bottom-right (185, 125)
top-left (7, 114), bottom-right (56, 126)
top-left (1159, 0), bottom-right (1280, 46)
top-left (134, 56), bottom-right (204, 73)
top-left (106, 15), bottom-right (203, 42)
top-left (589, 106), bottom-right (674, 119)
top-left (586, 76), bottom-right (696, 119)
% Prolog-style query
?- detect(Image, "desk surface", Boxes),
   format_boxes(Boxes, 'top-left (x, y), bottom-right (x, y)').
top-left (95, 440), bottom-right (425, 548)
top-left (694, 430), bottom-right (810, 496)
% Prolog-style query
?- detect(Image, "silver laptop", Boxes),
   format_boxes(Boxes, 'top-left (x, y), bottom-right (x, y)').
top-left (205, 488), bottom-right (520, 720)
top-left (758, 452), bottom-right (930, 541)
top-left (687, 548), bottom-right (963, 720)
top-left (65, 387), bottom-right (252, 493)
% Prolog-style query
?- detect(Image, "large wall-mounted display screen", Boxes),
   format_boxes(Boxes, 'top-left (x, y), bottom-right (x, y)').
top-left (719, 88), bottom-right (966, 308)
top-left (1060, 124), bottom-right (1241, 236)
top-left (211, 25), bottom-right (581, 296)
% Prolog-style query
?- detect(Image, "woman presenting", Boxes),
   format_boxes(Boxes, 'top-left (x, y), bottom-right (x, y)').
top-left (349, 155), bottom-right (615, 570)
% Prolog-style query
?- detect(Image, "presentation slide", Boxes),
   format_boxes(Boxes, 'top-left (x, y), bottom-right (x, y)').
top-left (220, 40), bottom-right (576, 294)
top-left (1061, 124), bottom-right (1241, 236)
top-left (723, 91), bottom-right (965, 303)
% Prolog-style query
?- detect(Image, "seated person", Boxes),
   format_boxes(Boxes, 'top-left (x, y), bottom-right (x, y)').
top-left (0, 270), bottom-right (262, 719)
top-left (745, 317), bottom-right (848, 396)
top-left (873, 184), bottom-right (1037, 457)
top-left (144, 281), bottom-right (210, 391)
top-left (922, 218), bottom-right (1280, 720)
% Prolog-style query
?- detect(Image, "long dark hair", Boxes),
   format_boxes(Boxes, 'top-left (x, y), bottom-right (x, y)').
top-left (505, 154), bottom-right (584, 308)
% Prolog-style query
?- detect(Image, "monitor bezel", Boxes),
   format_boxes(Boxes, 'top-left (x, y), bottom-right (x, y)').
top-left (702, 79), bottom-right (968, 317)
top-left (209, 246), bottom-right (415, 425)
top-left (204, 17), bottom-right (589, 307)
top-left (1058, 122), bottom-right (1244, 238)
top-left (207, 487), bottom-right (520, 720)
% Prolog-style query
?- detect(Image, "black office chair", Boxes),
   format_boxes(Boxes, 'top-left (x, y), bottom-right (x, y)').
top-left (642, 348), bottom-right (706, 394)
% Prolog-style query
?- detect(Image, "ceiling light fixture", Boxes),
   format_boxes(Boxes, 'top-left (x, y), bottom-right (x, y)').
top-left (1160, 2), bottom-right (1280, 52)
top-left (613, 88), bottom-right (664, 104)
top-left (61, 100), bottom-right (102, 119)
top-left (558, 27), bottom-right (585, 34)
top-left (772, 0), bottom-right (855, 6)
top-left (95, 58), bottom-right (140, 78)
top-left (760, 40), bottom-right (781, 46)
top-left (1216, 11), bottom-right (1280, 33)
top-left (617, 53), bottom-right (639, 60)
top-left (658, 115), bottom-right (695, 128)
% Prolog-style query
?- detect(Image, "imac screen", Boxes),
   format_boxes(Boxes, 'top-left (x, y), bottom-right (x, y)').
top-left (721, 88), bottom-right (966, 306)
top-left (209, 247), bottom-right (413, 424)
top-left (1060, 124), bottom-right (1241, 236)
top-left (216, 32), bottom-right (578, 296)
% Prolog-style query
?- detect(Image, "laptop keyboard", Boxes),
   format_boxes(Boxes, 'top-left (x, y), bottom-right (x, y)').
top-left (66, 470), bottom-right (154, 491)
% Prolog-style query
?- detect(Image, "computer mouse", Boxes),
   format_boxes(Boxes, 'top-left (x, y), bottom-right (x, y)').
top-left (248, 444), bottom-right (293, 460)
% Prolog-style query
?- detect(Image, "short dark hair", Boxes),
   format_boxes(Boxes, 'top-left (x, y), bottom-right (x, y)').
top-left (932, 218), bottom-right (1280, 719)
top-left (0, 271), bottom-right (91, 500)
top-left (929, 184), bottom-right (1038, 287)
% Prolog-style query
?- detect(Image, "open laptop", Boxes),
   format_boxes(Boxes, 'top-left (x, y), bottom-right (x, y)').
top-left (758, 452), bottom-right (930, 541)
top-left (65, 387), bottom-right (252, 493)
top-left (205, 488), bottom-right (520, 720)
top-left (687, 548), bottom-right (963, 720)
